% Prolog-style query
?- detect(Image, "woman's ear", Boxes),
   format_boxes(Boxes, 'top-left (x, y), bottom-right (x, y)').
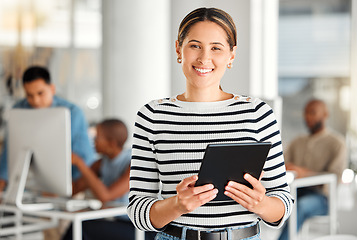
top-left (175, 40), bottom-right (181, 58)
top-left (229, 46), bottom-right (237, 63)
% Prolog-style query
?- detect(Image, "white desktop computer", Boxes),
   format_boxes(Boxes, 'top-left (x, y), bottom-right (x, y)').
top-left (4, 108), bottom-right (72, 211)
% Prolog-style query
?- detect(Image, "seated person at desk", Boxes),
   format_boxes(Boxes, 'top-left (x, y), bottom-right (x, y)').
top-left (62, 119), bottom-right (155, 240)
top-left (0, 65), bottom-right (94, 193)
top-left (278, 99), bottom-right (347, 240)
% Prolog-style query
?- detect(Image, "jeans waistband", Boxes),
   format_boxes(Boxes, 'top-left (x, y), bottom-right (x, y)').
top-left (163, 224), bottom-right (259, 240)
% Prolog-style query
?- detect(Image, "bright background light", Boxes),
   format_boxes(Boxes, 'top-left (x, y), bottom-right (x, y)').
top-left (342, 168), bottom-right (355, 184)
top-left (86, 96), bottom-right (99, 110)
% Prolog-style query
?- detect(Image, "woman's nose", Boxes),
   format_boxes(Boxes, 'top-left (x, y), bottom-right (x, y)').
top-left (197, 49), bottom-right (211, 64)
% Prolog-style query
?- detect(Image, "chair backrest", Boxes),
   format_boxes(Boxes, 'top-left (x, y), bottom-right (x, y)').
top-left (313, 235), bottom-right (357, 240)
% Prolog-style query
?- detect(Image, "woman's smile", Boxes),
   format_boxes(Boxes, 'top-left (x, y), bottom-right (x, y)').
top-left (193, 66), bottom-right (214, 75)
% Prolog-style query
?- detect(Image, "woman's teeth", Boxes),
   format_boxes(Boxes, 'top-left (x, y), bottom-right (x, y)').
top-left (194, 67), bottom-right (213, 74)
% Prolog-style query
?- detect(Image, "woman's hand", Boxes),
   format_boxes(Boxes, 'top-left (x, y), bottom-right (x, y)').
top-left (224, 172), bottom-right (267, 216)
top-left (150, 175), bottom-right (218, 229)
top-left (224, 171), bottom-right (285, 223)
top-left (175, 175), bottom-right (218, 214)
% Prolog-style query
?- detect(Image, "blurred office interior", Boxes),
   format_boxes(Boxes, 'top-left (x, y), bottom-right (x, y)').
top-left (0, 0), bottom-right (356, 239)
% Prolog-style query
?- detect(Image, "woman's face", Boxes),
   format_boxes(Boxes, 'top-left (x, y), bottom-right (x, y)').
top-left (176, 21), bottom-right (236, 91)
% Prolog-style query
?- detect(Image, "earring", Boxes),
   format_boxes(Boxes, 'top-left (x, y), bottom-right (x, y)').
top-left (177, 57), bottom-right (182, 64)
top-left (227, 63), bottom-right (232, 69)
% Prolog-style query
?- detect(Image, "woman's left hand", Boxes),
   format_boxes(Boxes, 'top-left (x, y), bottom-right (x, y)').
top-left (224, 171), bottom-right (267, 215)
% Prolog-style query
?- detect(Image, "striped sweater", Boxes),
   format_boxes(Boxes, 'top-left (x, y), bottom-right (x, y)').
top-left (128, 94), bottom-right (293, 231)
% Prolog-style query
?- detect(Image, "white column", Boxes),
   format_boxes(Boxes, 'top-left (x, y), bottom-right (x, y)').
top-left (250, 0), bottom-right (279, 100)
top-left (250, 0), bottom-right (264, 97)
top-left (350, 0), bottom-right (357, 133)
top-left (250, 0), bottom-right (281, 126)
top-left (102, 0), bottom-right (170, 145)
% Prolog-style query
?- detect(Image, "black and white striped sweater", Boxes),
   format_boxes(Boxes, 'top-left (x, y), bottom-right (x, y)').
top-left (128, 94), bottom-right (293, 231)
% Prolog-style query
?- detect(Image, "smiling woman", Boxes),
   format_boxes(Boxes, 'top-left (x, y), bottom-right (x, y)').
top-left (175, 8), bottom-right (237, 102)
top-left (176, 21), bottom-right (236, 100)
top-left (127, 7), bottom-right (293, 240)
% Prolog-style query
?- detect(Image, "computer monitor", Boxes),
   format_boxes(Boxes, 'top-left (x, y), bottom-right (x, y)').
top-left (3, 108), bottom-right (72, 211)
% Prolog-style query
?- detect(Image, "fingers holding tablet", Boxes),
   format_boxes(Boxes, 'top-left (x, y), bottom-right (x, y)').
top-left (195, 142), bottom-right (272, 201)
top-left (224, 174), bottom-right (267, 213)
top-left (175, 175), bottom-right (218, 214)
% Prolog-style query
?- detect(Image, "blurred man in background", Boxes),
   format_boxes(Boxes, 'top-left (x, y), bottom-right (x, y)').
top-left (0, 65), bottom-right (95, 193)
top-left (278, 99), bottom-right (347, 240)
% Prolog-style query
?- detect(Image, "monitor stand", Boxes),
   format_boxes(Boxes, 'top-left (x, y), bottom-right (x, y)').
top-left (3, 149), bottom-right (54, 211)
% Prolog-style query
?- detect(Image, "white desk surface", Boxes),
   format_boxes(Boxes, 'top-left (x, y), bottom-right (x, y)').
top-left (0, 203), bottom-right (145, 240)
top-left (21, 203), bottom-right (128, 221)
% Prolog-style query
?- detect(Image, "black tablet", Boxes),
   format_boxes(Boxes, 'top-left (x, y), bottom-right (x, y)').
top-left (195, 142), bottom-right (272, 201)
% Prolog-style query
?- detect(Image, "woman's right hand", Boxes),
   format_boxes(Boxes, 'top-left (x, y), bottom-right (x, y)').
top-left (150, 175), bottom-right (218, 229)
top-left (174, 175), bottom-right (218, 214)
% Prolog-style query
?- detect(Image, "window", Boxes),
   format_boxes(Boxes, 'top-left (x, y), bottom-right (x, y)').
top-left (278, 0), bottom-right (351, 145)
top-left (0, 0), bottom-right (102, 139)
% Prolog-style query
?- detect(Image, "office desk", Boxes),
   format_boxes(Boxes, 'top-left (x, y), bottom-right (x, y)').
top-left (23, 204), bottom-right (145, 240)
top-left (0, 204), bottom-right (58, 239)
top-left (288, 173), bottom-right (337, 240)
top-left (0, 203), bottom-right (145, 240)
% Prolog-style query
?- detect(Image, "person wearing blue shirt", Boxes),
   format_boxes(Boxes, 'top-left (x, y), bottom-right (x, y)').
top-left (0, 65), bottom-right (95, 192)
top-left (62, 118), bottom-right (155, 240)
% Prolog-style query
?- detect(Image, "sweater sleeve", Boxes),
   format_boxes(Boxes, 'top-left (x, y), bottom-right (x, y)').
top-left (127, 102), bottom-right (161, 231)
top-left (255, 98), bottom-right (294, 228)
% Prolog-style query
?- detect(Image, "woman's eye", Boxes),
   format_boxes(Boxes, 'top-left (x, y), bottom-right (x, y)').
top-left (190, 44), bottom-right (200, 49)
top-left (212, 47), bottom-right (221, 51)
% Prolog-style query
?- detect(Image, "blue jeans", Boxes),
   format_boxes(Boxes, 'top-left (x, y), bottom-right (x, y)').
top-left (278, 188), bottom-right (328, 240)
top-left (155, 223), bottom-right (261, 240)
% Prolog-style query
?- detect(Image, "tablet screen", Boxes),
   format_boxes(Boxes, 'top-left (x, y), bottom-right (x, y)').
top-left (195, 142), bottom-right (272, 201)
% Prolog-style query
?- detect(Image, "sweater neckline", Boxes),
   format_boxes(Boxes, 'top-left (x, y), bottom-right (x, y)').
top-left (170, 94), bottom-right (240, 110)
